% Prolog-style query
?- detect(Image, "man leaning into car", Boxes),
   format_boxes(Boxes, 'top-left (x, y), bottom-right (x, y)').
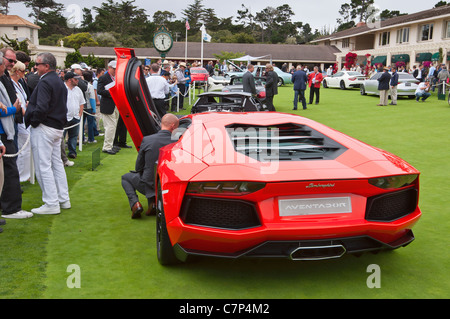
top-left (121, 113), bottom-right (179, 219)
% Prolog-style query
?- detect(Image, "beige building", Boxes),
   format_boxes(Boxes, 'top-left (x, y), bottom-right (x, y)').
top-left (0, 14), bottom-right (74, 67)
top-left (312, 6), bottom-right (450, 69)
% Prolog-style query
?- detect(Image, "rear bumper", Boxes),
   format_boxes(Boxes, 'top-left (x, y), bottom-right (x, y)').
top-left (173, 230), bottom-right (415, 261)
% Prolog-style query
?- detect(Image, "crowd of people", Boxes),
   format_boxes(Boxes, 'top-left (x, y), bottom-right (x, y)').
top-left (0, 48), bottom-right (137, 231)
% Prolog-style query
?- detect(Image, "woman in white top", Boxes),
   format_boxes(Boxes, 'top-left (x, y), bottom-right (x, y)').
top-left (9, 61), bottom-right (31, 182)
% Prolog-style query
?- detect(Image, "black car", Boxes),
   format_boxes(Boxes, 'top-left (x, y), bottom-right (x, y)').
top-left (222, 76), bottom-right (267, 101)
top-left (191, 92), bottom-right (268, 113)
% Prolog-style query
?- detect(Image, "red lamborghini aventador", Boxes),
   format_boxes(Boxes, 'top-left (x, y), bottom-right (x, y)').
top-left (109, 48), bottom-right (421, 265)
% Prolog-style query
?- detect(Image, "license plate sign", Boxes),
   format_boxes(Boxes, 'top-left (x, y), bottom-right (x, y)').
top-left (405, 83), bottom-right (411, 86)
top-left (279, 197), bottom-right (352, 216)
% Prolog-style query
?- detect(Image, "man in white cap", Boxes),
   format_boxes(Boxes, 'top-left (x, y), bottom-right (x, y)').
top-left (97, 60), bottom-right (120, 154)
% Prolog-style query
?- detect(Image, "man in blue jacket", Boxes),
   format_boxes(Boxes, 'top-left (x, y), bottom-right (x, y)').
top-left (292, 65), bottom-right (308, 110)
top-left (25, 52), bottom-right (71, 215)
top-left (389, 66), bottom-right (399, 105)
top-left (377, 67), bottom-right (391, 106)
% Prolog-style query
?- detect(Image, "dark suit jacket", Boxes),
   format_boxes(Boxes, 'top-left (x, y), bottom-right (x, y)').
top-left (377, 71), bottom-right (391, 90)
top-left (265, 71), bottom-right (278, 97)
top-left (135, 130), bottom-right (173, 198)
top-left (242, 71), bottom-right (256, 95)
top-left (292, 70), bottom-right (307, 91)
top-left (97, 73), bottom-right (116, 115)
top-left (25, 71), bottom-right (67, 130)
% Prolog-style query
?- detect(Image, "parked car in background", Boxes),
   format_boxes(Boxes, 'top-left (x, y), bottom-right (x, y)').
top-left (323, 71), bottom-right (366, 90)
top-left (207, 76), bottom-right (230, 92)
top-left (224, 63), bottom-right (292, 86)
top-left (222, 76), bottom-right (266, 101)
top-left (360, 72), bottom-right (419, 98)
top-left (190, 67), bottom-right (209, 84)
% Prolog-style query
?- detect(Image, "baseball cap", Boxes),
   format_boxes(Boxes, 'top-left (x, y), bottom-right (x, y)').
top-left (108, 60), bottom-right (117, 68)
top-left (71, 63), bottom-right (82, 70)
top-left (64, 71), bottom-right (82, 81)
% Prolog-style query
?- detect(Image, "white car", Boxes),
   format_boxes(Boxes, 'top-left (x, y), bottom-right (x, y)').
top-left (323, 71), bottom-right (366, 90)
top-left (360, 72), bottom-right (419, 98)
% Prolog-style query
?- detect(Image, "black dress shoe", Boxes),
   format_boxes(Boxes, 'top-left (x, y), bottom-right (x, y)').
top-left (112, 146), bottom-right (121, 152)
top-left (120, 144), bottom-right (132, 149)
top-left (131, 202), bottom-right (143, 219)
top-left (102, 149), bottom-right (116, 155)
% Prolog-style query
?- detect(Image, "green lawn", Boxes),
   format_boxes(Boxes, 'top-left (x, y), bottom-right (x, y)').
top-left (1, 85), bottom-right (448, 299)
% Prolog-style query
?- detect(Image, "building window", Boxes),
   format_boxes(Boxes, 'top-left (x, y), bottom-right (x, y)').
top-left (446, 21), bottom-right (450, 38)
top-left (396, 28), bottom-right (409, 43)
top-left (13, 26), bottom-right (18, 30)
top-left (379, 32), bottom-right (390, 46)
top-left (420, 24), bottom-right (433, 41)
top-left (342, 38), bottom-right (350, 48)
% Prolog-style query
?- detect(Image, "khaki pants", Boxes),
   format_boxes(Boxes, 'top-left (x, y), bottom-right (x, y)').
top-left (379, 90), bottom-right (389, 106)
top-left (390, 86), bottom-right (398, 105)
top-left (102, 108), bottom-right (119, 152)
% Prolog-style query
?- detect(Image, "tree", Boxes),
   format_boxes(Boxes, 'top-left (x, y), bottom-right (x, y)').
top-left (0, 0), bottom-right (22, 15)
top-left (213, 51), bottom-right (246, 63)
top-left (181, 0), bottom-right (205, 33)
top-left (379, 10), bottom-right (407, 20)
top-left (434, 1), bottom-right (449, 7)
top-left (254, 5), bottom-right (297, 43)
top-left (337, 0), bottom-right (375, 30)
top-left (153, 10), bottom-right (176, 26)
top-left (24, 0), bottom-right (64, 24)
top-left (0, 34), bottom-right (30, 55)
top-left (37, 9), bottom-right (71, 38)
top-left (61, 32), bottom-right (98, 50)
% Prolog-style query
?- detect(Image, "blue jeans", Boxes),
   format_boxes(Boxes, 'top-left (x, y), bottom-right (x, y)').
top-left (294, 89), bottom-right (307, 109)
top-left (64, 118), bottom-right (80, 157)
top-left (83, 109), bottom-right (97, 142)
top-left (415, 92), bottom-right (431, 101)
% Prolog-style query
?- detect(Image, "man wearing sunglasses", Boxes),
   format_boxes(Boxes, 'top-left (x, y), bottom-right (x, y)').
top-left (0, 51), bottom-right (32, 220)
top-left (0, 48), bottom-right (21, 146)
top-left (25, 53), bottom-right (71, 215)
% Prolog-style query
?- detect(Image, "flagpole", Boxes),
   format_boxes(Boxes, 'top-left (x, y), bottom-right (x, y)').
top-left (185, 20), bottom-right (188, 62)
top-left (201, 35), bottom-right (204, 68)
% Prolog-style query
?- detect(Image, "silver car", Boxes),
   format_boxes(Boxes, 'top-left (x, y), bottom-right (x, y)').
top-left (360, 72), bottom-right (419, 98)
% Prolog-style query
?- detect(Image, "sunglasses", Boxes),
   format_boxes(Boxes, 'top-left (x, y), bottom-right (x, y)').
top-left (3, 57), bottom-right (16, 64)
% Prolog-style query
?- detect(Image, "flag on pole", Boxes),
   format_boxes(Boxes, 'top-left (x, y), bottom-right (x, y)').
top-left (200, 24), bottom-right (211, 42)
top-left (185, 20), bottom-right (190, 30)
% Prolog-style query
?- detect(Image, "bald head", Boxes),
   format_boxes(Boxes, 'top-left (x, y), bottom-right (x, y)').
top-left (161, 113), bottom-right (179, 132)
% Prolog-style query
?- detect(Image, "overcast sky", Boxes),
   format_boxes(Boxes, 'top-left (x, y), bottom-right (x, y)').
top-left (9, 0), bottom-right (432, 30)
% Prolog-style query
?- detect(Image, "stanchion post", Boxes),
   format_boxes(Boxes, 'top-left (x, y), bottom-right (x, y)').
top-left (78, 112), bottom-right (83, 152)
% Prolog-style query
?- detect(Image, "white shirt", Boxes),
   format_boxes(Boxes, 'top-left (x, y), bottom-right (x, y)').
top-left (415, 82), bottom-right (429, 95)
top-left (65, 84), bottom-right (85, 121)
top-left (145, 74), bottom-right (169, 99)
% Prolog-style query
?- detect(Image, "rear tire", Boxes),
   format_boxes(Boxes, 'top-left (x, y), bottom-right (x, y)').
top-left (277, 78), bottom-right (284, 87)
top-left (360, 85), bottom-right (366, 95)
top-left (340, 81), bottom-right (346, 90)
top-left (156, 182), bottom-right (179, 266)
top-left (323, 80), bottom-right (328, 88)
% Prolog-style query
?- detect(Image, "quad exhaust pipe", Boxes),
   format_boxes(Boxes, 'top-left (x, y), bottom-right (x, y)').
top-left (289, 244), bottom-right (346, 261)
